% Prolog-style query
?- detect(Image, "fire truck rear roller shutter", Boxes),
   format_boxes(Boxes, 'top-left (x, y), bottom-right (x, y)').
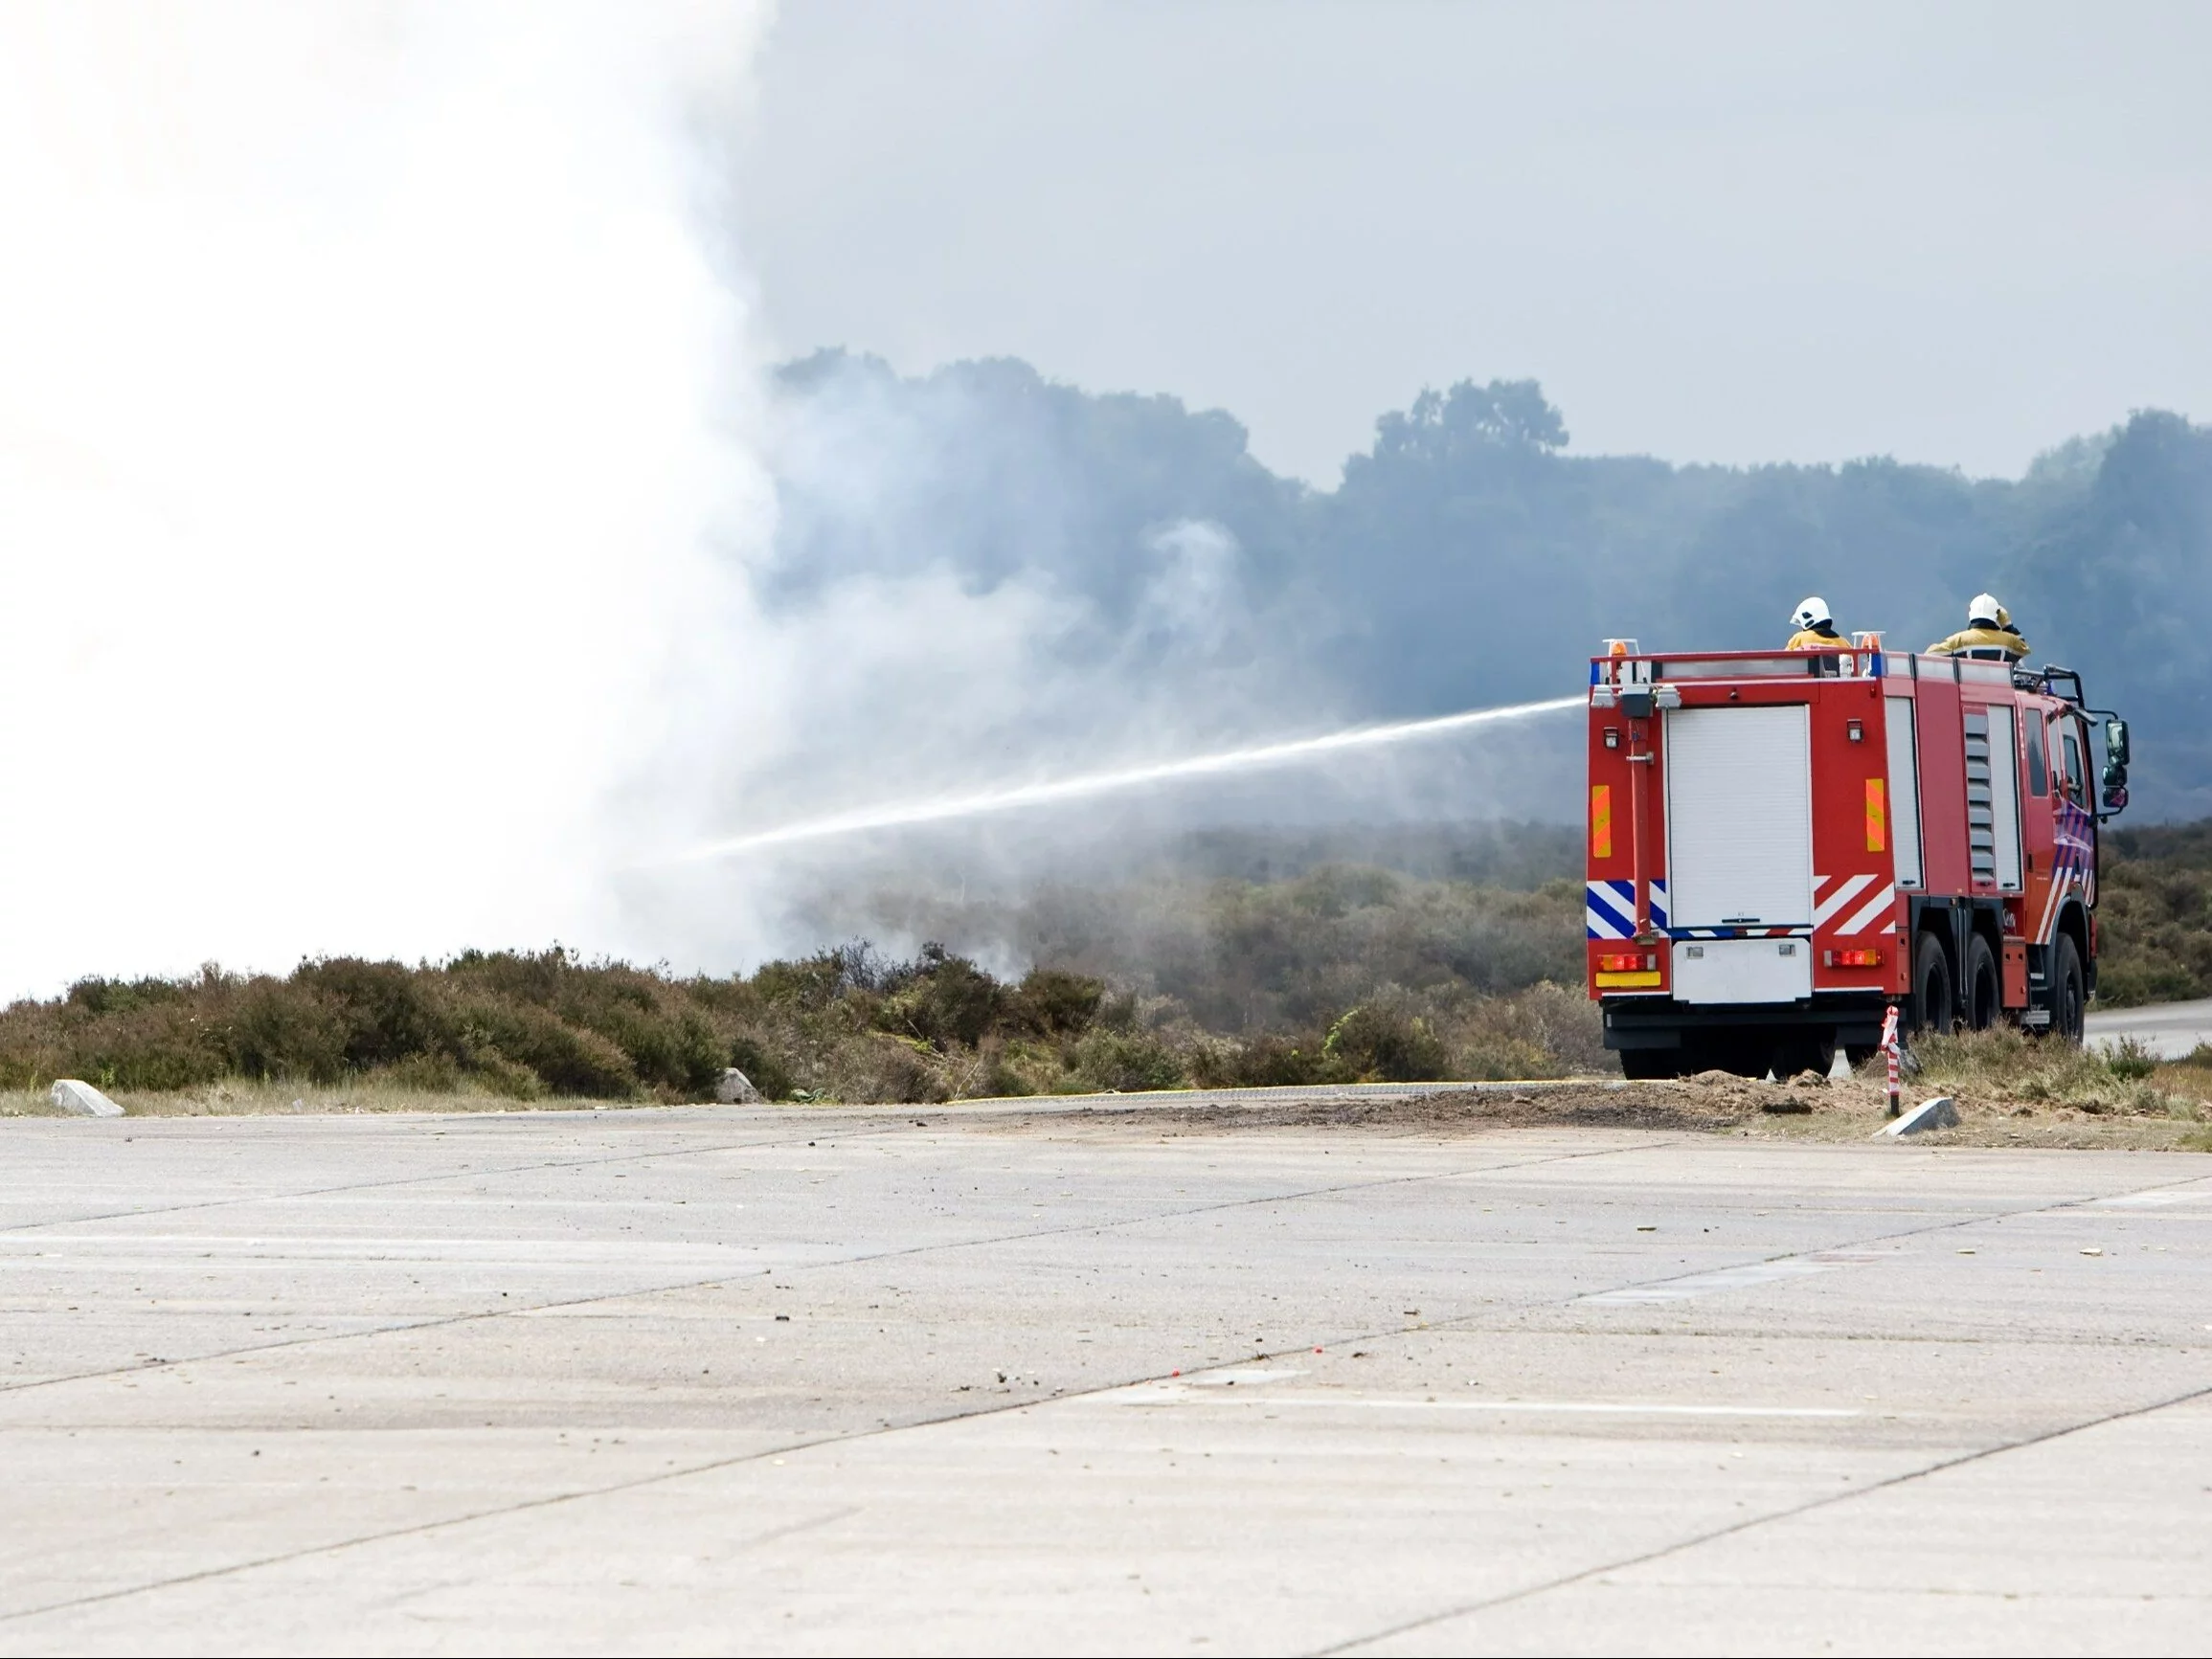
top-left (1986, 705), bottom-right (2022, 889)
top-left (1884, 697), bottom-right (1924, 888)
top-left (1662, 705), bottom-right (1814, 930)
top-left (1964, 712), bottom-right (1998, 884)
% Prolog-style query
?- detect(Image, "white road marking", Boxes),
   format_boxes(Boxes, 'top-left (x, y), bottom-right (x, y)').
top-left (1578, 1248), bottom-right (1888, 1306)
top-left (2091, 1188), bottom-right (2212, 1208)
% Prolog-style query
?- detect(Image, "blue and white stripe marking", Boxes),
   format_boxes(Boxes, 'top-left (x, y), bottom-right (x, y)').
top-left (1587, 879), bottom-right (1666, 940)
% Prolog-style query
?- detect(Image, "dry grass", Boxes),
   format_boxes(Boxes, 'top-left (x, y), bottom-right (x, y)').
top-left (1904, 1026), bottom-right (2212, 1122)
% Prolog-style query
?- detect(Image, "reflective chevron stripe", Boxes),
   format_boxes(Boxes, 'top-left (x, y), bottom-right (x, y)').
top-left (1586, 879), bottom-right (1667, 939)
top-left (1815, 873), bottom-right (1876, 928)
top-left (1837, 886), bottom-right (1897, 936)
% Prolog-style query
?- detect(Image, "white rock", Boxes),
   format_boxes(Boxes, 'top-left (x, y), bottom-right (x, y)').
top-left (714, 1067), bottom-right (763, 1105)
top-left (51, 1079), bottom-right (124, 1118)
top-left (1875, 1095), bottom-right (1958, 1138)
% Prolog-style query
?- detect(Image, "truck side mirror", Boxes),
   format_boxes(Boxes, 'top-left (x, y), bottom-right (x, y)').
top-left (2106, 718), bottom-right (2131, 768)
top-left (2102, 783), bottom-right (2131, 815)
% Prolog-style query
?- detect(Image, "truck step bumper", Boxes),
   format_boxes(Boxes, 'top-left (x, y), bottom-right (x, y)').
top-left (1602, 995), bottom-right (1888, 1051)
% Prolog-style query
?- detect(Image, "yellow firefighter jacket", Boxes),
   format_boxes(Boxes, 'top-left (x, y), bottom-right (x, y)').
top-left (1927, 625), bottom-right (2029, 661)
top-left (1786, 627), bottom-right (1846, 650)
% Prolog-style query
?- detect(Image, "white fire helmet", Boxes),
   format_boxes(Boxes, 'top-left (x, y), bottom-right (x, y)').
top-left (1969, 593), bottom-right (2005, 627)
top-left (1791, 596), bottom-right (1832, 631)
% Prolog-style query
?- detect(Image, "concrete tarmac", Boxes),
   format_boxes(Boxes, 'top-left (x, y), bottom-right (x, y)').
top-left (0, 1102), bottom-right (2207, 1655)
top-left (2088, 996), bottom-right (2212, 1060)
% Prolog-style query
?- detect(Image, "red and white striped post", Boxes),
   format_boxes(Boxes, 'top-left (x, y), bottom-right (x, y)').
top-left (1882, 1003), bottom-right (1902, 1117)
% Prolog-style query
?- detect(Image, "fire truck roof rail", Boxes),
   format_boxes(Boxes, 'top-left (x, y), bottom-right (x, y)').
top-left (1589, 644), bottom-right (1884, 684)
top-left (2040, 665), bottom-right (2087, 706)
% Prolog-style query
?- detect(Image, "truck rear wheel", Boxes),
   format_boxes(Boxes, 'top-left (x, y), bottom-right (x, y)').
top-left (1619, 1048), bottom-right (1684, 1081)
top-left (1964, 934), bottom-right (2000, 1031)
top-left (1911, 932), bottom-right (1954, 1036)
top-left (2050, 934), bottom-right (2087, 1044)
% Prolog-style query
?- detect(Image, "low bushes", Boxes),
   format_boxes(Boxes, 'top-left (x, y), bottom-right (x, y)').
top-left (18, 820), bottom-right (2196, 1105)
top-left (2089, 821), bottom-right (2212, 1005)
top-left (0, 934), bottom-right (1604, 1109)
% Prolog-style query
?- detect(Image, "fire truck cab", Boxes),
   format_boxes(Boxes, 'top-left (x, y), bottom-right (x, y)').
top-left (1585, 636), bottom-right (2131, 1079)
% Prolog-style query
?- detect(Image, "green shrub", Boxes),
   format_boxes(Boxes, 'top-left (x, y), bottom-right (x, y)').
top-left (1008, 969), bottom-right (1106, 1035)
top-left (223, 977), bottom-right (351, 1083)
top-left (1197, 1034), bottom-right (1326, 1087)
top-left (1321, 1003), bottom-right (1448, 1083)
top-left (1068, 1028), bottom-right (1186, 1093)
top-left (64, 976), bottom-right (187, 1018)
top-left (830, 1034), bottom-right (950, 1105)
top-left (969, 1045), bottom-right (1038, 1099)
top-left (2106, 1036), bottom-right (2160, 1082)
top-left (294, 958), bottom-right (448, 1069)
top-left (74, 1000), bottom-right (229, 1090)
top-left (879, 950), bottom-right (1004, 1049)
top-left (458, 1001), bottom-right (638, 1098)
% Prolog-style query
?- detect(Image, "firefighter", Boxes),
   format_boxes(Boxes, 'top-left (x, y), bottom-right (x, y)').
top-left (1785, 596), bottom-right (1846, 650)
top-left (1928, 594), bottom-right (2030, 661)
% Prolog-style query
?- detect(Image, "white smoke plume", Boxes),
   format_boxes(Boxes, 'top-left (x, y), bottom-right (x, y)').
top-left (0, 4), bottom-right (1575, 999)
top-left (0, 2), bottom-right (773, 998)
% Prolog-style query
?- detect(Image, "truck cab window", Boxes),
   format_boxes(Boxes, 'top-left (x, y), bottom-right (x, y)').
top-left (2025, 715), bottom-right (2047, 797)
top-left (2062, 730), bottom-right (2085, 800)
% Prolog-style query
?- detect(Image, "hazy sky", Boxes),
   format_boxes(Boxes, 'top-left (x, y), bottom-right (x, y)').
top-left (738, 0), bottom-right (2212, 484)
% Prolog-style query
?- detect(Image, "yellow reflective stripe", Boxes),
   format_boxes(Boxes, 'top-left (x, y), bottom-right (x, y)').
top-left (1591, 784), bottom-right (1613, 859)
top-left (1594, 970), bottom-right (1663, 989)
top-left (1865, 778), bottom-right (1886, 852)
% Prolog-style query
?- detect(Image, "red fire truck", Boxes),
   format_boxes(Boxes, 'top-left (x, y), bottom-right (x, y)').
top-left (1585, 637), bottom-right (2132, 1078)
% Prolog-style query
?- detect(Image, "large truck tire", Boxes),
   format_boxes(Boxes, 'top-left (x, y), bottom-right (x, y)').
top-left (1911, 931), bottom-right (1954, 1037)
top-left (1964, 934), bottom-right (2000, 1031)
top-left (1619, 1048), bottom-right (1684, 1081)
top-left (2050, 934), bottom-right (2088, 1044)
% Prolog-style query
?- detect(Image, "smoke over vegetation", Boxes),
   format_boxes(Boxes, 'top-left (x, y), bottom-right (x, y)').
top-left (712, 348), bottom-right (2212, 975)
top-left (762, 352), bottom-right (2212, 840)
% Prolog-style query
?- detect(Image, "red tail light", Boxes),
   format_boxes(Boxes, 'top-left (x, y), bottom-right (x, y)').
top-left (1596, 952), bottom-right (1656, 973)
top-left (1823, 948), bottom-right (1883, 968)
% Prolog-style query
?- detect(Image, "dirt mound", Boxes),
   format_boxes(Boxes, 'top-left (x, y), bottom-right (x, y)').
top-left (982, 1069), bottom-right (2211, 1151)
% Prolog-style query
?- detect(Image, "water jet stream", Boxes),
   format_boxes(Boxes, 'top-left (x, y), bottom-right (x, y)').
top-left (678, 693), bottom-right (1582, 861)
